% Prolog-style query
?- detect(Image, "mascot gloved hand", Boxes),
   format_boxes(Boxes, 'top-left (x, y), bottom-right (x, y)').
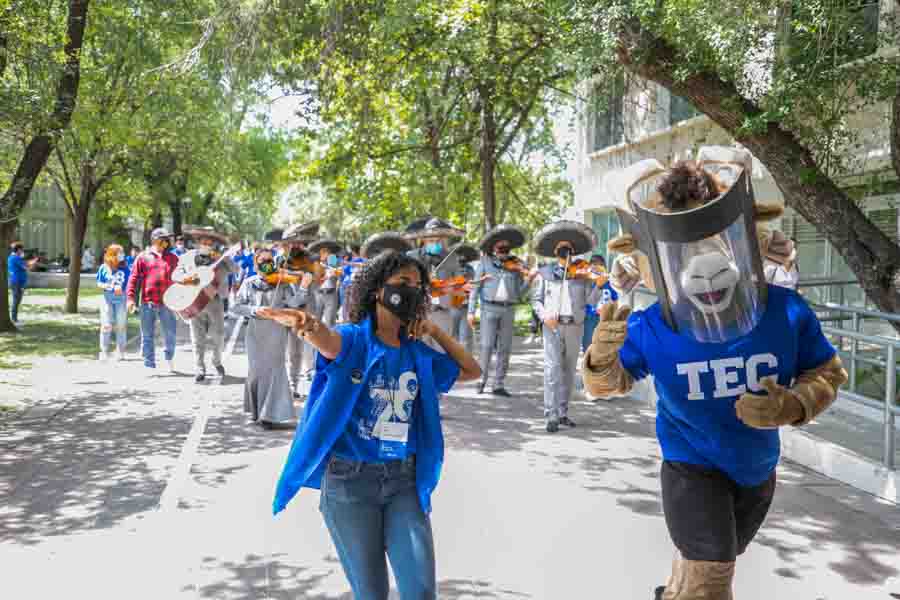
top-left (582, 301), bottom-right (633, 397)
top-left (735, 354), bottom-right (847, 429)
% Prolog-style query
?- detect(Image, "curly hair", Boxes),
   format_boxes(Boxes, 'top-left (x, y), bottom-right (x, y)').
top-left (104, 244), bottom-right (123, 269)
top-left (657, 161), bottom-right (724, 212)
top-left (347, 250), bottom-right (431, 325)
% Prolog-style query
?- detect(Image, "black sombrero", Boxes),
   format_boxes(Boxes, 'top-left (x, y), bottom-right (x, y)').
top-left (478, 224), bottom-right (526, 253)
top-left (361, 232), bottom-right (413, 259)
top-left (184, 226), bottom-right (229, 245)
top-left (307, 239), bottom-right (343, 255)
top-left (533, 220), bottom-right (597, 257)
top-left (283, 221), bottom-right (320, 242)
top-left (405, 217), bottom-right (465, 240)
top-left (450, 242), bottom-right (479, 264)
top-left (404, 215), bottom-right (434, 235)
top-left (264, 228), bottom-right (284, 242)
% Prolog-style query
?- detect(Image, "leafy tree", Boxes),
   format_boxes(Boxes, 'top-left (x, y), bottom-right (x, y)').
top-left (573, 0), bottom-right (900, 326)
top-left (0, 0), bottom-right (91, 331)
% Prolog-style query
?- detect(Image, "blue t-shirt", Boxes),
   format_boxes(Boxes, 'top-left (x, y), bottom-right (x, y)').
top-left (96, 264), bottom-right (130, 304)
top-left (7, 254), bottom-right (28, 286)
top-left (619, 285), bottom-right (835, 487)
top-left (332, 341), bottom-right (422, 462)
top-left (587, 281), bottom-right (618, 316)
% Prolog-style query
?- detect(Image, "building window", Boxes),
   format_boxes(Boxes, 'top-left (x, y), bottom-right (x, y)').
top-left (669, 93), bottom-right (700, 126)
top-left (589, 210), bottom-right (620, 259)
top-left (590, 76), bottom-right (624, 152)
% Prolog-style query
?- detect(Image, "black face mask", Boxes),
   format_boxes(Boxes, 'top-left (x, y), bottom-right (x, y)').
top-left (289, 248), bottom-right (305, 259)
top-left (556, 246), bottom-right (572, 259)
top-left (380, 284), bottom-right (422, 324)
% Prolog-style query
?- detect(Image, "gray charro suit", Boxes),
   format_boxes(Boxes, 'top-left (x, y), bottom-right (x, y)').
top-left (469, 256), bottom-right (529, 390)
top-left (408, 246), bottom-right (463, 354)
top-left (531, 264), bottom-right (602, 420)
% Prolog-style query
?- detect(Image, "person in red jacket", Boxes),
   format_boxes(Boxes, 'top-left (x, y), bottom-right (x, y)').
top-left (126, 228), bottom-right (179, 371)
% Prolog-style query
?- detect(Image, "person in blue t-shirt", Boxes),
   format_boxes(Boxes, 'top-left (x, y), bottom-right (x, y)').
top-left (266, 250), bottom-right (481, 600)
top-left (583, 155), bottom-right (848, 600)
top-left (7, 241), bottom-right (31, 324)
top-left (581, 254), bottom-right (618, 352)
top-left (96, 244), bottom-right (131, 360)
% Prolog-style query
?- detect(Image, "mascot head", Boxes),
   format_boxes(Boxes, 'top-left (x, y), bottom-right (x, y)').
top-left (607, 147), bottom-right (784, 343)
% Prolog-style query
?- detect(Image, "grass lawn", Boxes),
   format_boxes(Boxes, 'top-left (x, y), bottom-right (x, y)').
top-left (25, 286), bottom-right (104, 298)
top-left (1, 290), bottom-right (136, 369)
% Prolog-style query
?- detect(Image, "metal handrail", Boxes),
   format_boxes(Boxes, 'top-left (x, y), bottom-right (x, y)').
top-left (812, 302), bottom-right (900, 324)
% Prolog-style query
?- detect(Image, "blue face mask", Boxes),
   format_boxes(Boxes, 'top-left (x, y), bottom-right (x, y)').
top-left (326, 255), bottom-right (339, 267)
top-left (426, 242), bottom-right (443, 255)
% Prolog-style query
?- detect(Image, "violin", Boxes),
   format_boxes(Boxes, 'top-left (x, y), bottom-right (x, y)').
top-left (430, 275), bottom-right (468, 298)
top-left (501, 255), bottom-right (527, 273)
top-left (285, 254), bottom-right (325, 277)
top-left (263, 270), bottom-right (301, 286)
top-left (563, 259), bottom-right (608, 284)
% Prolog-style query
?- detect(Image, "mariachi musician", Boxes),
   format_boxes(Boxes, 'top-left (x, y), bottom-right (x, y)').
top-left (405, 217), bottom-right (466, 353)
top-left (468, 225), bottom-right (536, 396)
top-left (360, 231), bottom-right (414, 260)
top-left (281, 221), bottom-right (322, 396)
top-left (450, 242), bottom-right (478, 355)
top-left (308, 238), bottom-right (344, 329)
top-left (171, 226), bottom-right (240, 383)
top-left (530, 220), bottom-right (605, 432)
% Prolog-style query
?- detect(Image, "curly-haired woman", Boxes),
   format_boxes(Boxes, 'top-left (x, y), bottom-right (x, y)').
top-left (96, 244), bottom-right (130, 361)
top-left (267, 250), bottom-right (481, 600)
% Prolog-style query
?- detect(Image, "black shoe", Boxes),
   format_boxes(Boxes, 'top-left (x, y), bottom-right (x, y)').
top-left (477, 382), bottom-right (486, 395)
top-left (259, 420), bottom-right (274, 430)
top-left (215, 365), bottom-right (226, 377)
top-left (559, 416), bottom-right (577, 428)
top-left (194, 373), bottom-right (206, 383)
top-left (492, 387), bottom-right (511, 397)
top-left (293, 391), bottom-right (303, 399)
top-left (546, 419), bottom-right (559, 433)
top-left (654, 586), bottom-right (665, 600)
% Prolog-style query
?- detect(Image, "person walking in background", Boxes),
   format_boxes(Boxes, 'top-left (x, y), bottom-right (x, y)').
top-left (80, 246), bottom-right (96, 273)
top-left (96, 244), bottom-right (130, 361)
top-left (172, 236), bottom-right (187, 257)
top-left (126, 246), bottom-right (139, 271)
top-left (763, 231), bottom-right (800, 290)
top-left (7, 241), bottom-right (32, 325)
top-left (126, 228), bottom-right (179, 372)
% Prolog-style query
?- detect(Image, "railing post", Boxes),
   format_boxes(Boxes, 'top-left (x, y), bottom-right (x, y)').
top-left (884, 344), bottom-right (896, 471)
top-left (850, 312), bottom-right (859, 393)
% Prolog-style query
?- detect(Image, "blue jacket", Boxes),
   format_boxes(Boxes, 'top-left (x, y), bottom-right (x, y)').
top-left (8, 254), bottom-right (27, 286)
top-left (273, 317), bottom-right (457, 515)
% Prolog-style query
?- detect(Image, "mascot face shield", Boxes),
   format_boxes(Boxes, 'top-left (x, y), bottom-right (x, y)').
top-left (621, 157), bottom-right (767, 344)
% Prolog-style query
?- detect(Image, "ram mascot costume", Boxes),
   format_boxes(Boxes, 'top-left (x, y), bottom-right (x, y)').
top-left (582, 147), bottom-right (847, 600)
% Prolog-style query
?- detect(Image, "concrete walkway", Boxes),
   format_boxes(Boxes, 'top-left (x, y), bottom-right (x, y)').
top-left (2, 328), bottom-right (899, 599)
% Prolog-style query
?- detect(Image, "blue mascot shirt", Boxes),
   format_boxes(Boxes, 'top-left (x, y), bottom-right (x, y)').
top-left (272, 318), bottom-right (459, 515)
top-left (332, 342), bottom-right (421, 462)
top-left (619, 285), bottom-right (835, 486)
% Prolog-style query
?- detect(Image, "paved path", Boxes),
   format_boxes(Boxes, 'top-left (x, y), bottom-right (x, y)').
top-left (2, 328), bottom-right (899, 599)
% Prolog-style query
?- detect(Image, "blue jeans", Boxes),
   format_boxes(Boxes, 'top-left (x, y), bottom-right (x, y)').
top-left (320, 456), bottom-right (436, 600)
top-left (582, 312), bottom-right (599, 352)
top-left (139, 302), bottom-right (176, 367)
top-left (10, 283), bottom-right (24, 322)
top-left (100, 299), bottom-right (128, 353)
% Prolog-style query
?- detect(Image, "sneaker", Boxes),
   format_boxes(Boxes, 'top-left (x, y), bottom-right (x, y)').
top-left (546, 419), bottom-right (559, 433)
top-left (215, 365), bottom-right (226, 377)
top-left (116, 350), bottom-right (126, 361)
top-left (654, 586), bottom-right (665, 600)
top-left (99, 351), bottom-right (110, 362)
top-left (559, 416), bottom-right (577, 428)
top-left (492, 387), bottom-right (512, 398)
top-left (166, 359), bottom-right (176, 373)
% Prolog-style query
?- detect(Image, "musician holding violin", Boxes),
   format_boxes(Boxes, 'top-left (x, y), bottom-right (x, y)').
top-left (405, 217), bottom-right (467, 355)
top-left (530, 220), bottom-right (605, 433)
top-left (170, 227), bottom-right (240, 383)
top-left (280, 221), bottom-right (322, 396)
top-left (467, 224), bottom-right (536, 397)
top-left (233, 246), bottom-right (314, 428)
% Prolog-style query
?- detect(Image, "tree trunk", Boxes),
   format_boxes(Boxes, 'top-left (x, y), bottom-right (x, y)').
top-left (169, 199), bottom-right (182, 236)
top-left (0, 221), bottom-right (17, 333)
top-left (64, 173), bottom-right (96, 314)
top-left (617, 25), bottom-right (900, 329)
